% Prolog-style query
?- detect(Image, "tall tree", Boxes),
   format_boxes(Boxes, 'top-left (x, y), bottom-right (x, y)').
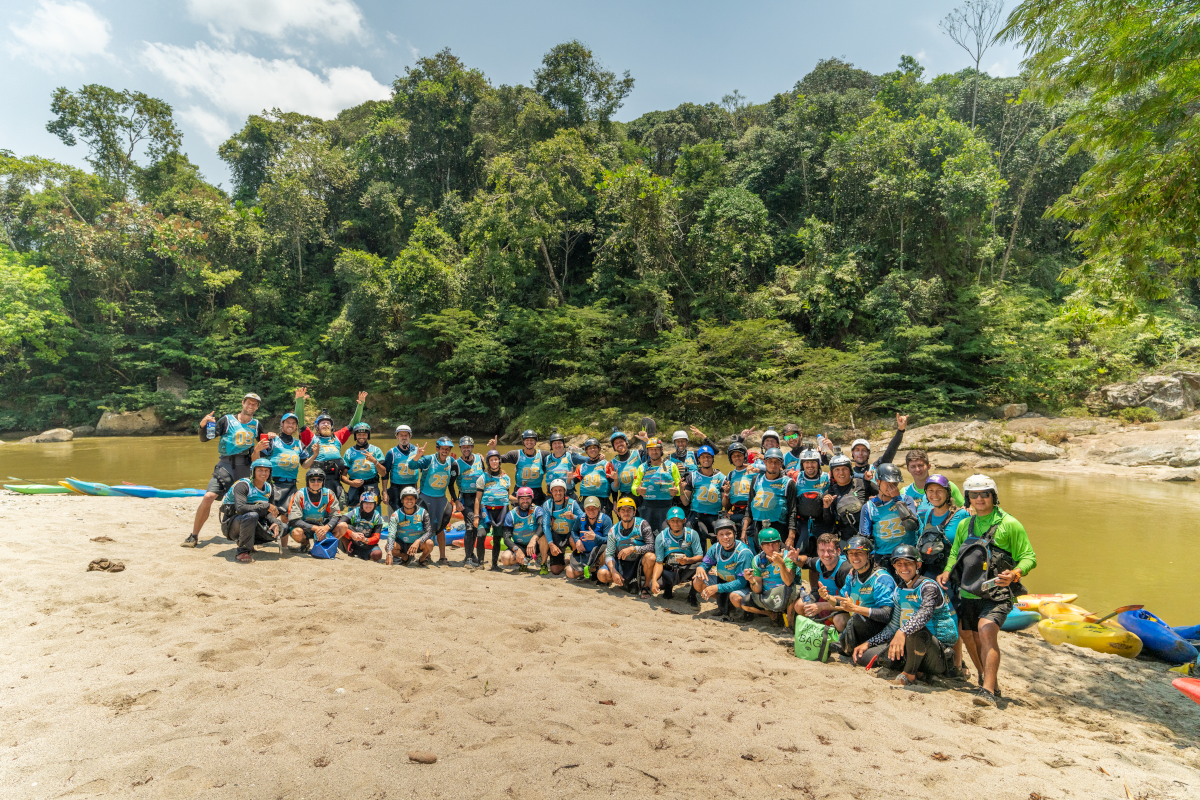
top-left (940, 0), bottom-right (1005, 129)
top-left (534, 41), bottom-right (634, 128)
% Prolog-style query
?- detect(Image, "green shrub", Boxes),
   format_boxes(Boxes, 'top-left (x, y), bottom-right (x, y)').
top-left (1117, 406), bottom-right (1157, 424)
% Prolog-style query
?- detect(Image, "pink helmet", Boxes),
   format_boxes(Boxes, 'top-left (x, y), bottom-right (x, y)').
top-left (515, 487), bottom-right (534, 498)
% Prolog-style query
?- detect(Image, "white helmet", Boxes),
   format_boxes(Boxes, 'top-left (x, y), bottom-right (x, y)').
top-left (962, 474), bottom-right (997, 492)
top-left (850, 438), bottom-right (871, 452)
top-left (549, 479), bottom-right (568, 491)
top-left (672, 430), bottom-right (689, 442)
top-left (762, 429), bottom-right (780, 444)
top-left (400, 486), bottom-right (419, 498)
top-left (395, 424), bottom-right (412, 434)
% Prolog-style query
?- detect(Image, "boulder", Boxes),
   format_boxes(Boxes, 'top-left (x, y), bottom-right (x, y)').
top-left (1098, 371), bottom-right (1200, 420)
top-left (71, 425), bottom-right (95, 437)
top-left (95, 408), bottom-right (164, 436)
top-left (1103, 444), bottom-right (1200, 468)
top-left (32, 428), bottom-right (73, 443)
top-left (898, 420), bottom-right (1063, 462)
top-left (19, 436), bottom-right (34, 443)
top-left (995, 403), bottom-right (1028, 419)
top-left (1005, 440), bottom-right (1065, 461)
top-left (156, 372), bottom-right (189, 401)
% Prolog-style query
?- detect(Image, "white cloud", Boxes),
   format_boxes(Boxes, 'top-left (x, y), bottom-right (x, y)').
top-left (6, 0), bottom-right (111, 72)
top-left (180, 106), bottom-right (233, 148)
top-left (915, 50), bottom-right (928, 63)
top-left (141, 42), bottom-right (392, 122)
top-left (185, 0), bottom-right (365, 43)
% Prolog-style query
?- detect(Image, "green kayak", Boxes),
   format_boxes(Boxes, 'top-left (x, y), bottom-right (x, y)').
top-left (4, 484), bottom-right (71, 494)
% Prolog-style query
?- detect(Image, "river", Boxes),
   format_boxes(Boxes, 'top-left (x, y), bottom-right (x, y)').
top-left (2, 435), bottom-right (1194, 623)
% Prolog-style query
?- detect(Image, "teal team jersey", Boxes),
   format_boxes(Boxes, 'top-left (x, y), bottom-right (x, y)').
top-left (218, 414), bottom-right (259, 458)
top-left (346, 444), bottom-right (385, 481)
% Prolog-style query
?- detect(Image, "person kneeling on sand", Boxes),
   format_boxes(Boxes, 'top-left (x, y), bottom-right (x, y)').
top-left (286, 468), bottom-right (340, 554)
top-left (384, 487), bottom-right (434, 566)
top-left (597, 497), bottom-right (655, 598)
top-left (820, 535), bottom-right (897, 660)
top-left (566, 496), bottom-right (610, 581)
top-left (649, 507), bottom-right (703, 605)
top-left (791, 533), bottom-right (852, 633)
top-left (738, 528), bottom-right (796, 626)
top-left (542, 479), bottom-right (583, 576)
top-left (335, 491), bottom-right (384, 561)
top-left (499, 487), bottom-right (546, 572)
top-left (850, 544), bottom-right (959, 686)
top-left (693, 518), bottom-right (755, 619)
top-left (221, 458), bottom-right (284, 564)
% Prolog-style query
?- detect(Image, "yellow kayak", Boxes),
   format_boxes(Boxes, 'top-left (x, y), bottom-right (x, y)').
top-left (1037, 619), bottom-right (1142, 658)
top-left (1038, 601), bottom-right (1096, 621)
top-left (1015, 593), bottom-right (1078, 611)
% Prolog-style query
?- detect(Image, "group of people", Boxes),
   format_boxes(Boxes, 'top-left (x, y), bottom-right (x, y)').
top-left (182, 389), bottom-right (1037, 708)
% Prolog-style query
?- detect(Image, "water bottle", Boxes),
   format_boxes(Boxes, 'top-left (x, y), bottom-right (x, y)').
top-left (206, 418), bottom-right (216, 440)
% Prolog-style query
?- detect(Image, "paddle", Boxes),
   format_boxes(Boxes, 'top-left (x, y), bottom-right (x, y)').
top-left (1093, 604), bottom-right (1143, 625)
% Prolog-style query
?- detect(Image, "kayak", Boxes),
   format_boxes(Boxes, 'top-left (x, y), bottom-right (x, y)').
top-left (109, 485), bottom-right (205, 498)
top-left (1174, 624), bottom-right (1200, 641)
top-left (1117, 610), bottom-right (1199, 665)
top-left (62, 478), bottom-right (121, 497)
top-left (4, 483), bottom-right (71, 494)
top-left (1016, 593), bottom-right (1078, 611)
top-left (1038, 601), bottom-right (1097, 621)
top-left (1037, 618), bottom-right (1142, 658)
top-left (1173, 677), bottom-right (1200, 706)
top-left (1002, 609), bottom-right (1041, 632)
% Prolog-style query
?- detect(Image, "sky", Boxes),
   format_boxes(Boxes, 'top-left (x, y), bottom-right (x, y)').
top-left (2, 0), bottom-right (1027, 190)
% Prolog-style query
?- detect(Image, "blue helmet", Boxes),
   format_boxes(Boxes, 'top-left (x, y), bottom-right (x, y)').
top-left (697, 444), bottom-right (716, 459)
top-left (763, 447), bottom-right (785, 461)
top-left (251, 458), bottom-right (273, 471)
top-left (360, 492), bottom-right (378, 505)
top-left (436, 436), bottom-right (454, 448)
top-left (610, 428), bottom-right (628, 443)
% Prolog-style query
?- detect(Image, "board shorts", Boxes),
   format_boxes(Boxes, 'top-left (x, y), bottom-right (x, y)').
top-left (608, 557), bottom-right (641, 589)
top-left (958, 596), bottom-right (1013, 632)
top-left (569, 546), bottom-right (604, 577)
top-left (271, 481), bottom-right (297, 509)
top-left (343, 540), bottom-right (382, 561)
top-left (206, 455), bottom-right (252, 498)
top-left (659, 564), bottom-right (697, 588)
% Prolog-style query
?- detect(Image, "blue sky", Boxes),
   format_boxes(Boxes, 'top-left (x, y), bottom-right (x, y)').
top-left (2, 0), bottom-right (1026, 190)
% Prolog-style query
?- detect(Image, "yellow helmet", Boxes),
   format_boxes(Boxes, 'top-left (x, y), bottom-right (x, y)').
top-left (615, 497), bottom-right (638, 511)
top-left (645, 437), bottom-right (663, 449)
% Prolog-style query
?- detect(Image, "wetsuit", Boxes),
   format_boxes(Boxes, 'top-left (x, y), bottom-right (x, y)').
top-left (604, 517), bottom-right (655, 591)
top-left (220, 477), bottom-right (282, 556)
top-left (380, 442), bottom-right (422, 511)
top-left (201, 414), bottom-right (260, 498)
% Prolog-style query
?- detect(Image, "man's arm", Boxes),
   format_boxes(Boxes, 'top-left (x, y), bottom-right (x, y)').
top-left (1000, 517), bottom-right (1038, 576)
top-left (873, 415), bottom-right (908, 467)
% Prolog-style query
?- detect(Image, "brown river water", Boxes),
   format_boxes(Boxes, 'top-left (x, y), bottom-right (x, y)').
top-left (2, 435), bottom-right (1196, 623)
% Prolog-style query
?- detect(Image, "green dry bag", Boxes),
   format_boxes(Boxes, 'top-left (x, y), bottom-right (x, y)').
top-left (793, 616), bottom-right (839, 662)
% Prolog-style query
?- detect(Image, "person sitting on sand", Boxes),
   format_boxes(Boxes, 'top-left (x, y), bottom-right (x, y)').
top-left (498, 487), bottom-right (545, 572)
top-left (542, 478), bottom-right (583, 576)
top-left (738, 528), bottom-right (796, 625)
top-left (821, 535), bottom-right (897, 659)
top-left (791, 533), bottom-right (852, 632)
top-left (335, 490), bottom-right (384, 561)
top-left (384, 486), bottom-right (434, 566)
top-left (286, 468), bottom-right (340, 554)
top-left (693, 517), bottom-right (756, 619)
top-left (566, 496), bottom-right (610, 581)
top-left (648, 507), bottom-right (704, 604)
top-left (598, 497), bottom-right (656, 598)
top-left (221, 457), bottom-right (284, 564)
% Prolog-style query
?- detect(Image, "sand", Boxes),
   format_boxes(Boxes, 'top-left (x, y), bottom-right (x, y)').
top-left (1, 494), bottom-right (1197, 800)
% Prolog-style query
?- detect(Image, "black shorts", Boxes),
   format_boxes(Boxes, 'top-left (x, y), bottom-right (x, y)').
top-left (206, 456), bottom-right (251, 498)
top-left (271, 481), bottom-right (297, 508)
top-left (569, 547), bottom-right (603, 576)
top-left (640, 499), bottom-right (674, 532)
top-left (548, 535), bottom-right (568, 566)
top-left (610, 557), bottom-right (641, 588)
top-left (386, 484), bottom-right (419, 512)
top-left (660, 564), bottom-right (697, 587)
top-left (958, 596), bottom-right (1012, 632)
top-left (343, 540), bottom-right (381, 560)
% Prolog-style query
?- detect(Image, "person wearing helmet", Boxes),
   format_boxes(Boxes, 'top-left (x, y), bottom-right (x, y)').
top-left (380, 425), bottom-right (424, 512)
top-left (940, 474), bottom-right (1036, 707)
top-left (847, 413), bottom-right (909, 479)
top-left (384, 486), bottom-right (434, 565)
top-left (851, 544), bottom-right (959, 685)
top-left (184, 390), bottom-right (269, 548)
top-left (915, 473), bottom-right (971, 677)
top-left (858, 461), bottom-right (921, 574)
top-left (541, 478), bottom-right (584, 575)
top-left (498, 485), bottom-right (545, 572)
top-left (647, 506), bottom-right (704, 603)
top-left (631, 437), bottom-right (682, 532)
top-left (541, 431), bottom-right (588, 496)
top-left (296, 391), bottom-right (369, 500)
top-left (902, 450), bottom-right (964, 508)
top-left (742, 448), bottom-right (797, 552)
top-left (258, 387), bottom-right (311, 510)
top-left (722, 442), bottom-right (754, 529)
top-left (454, 436), bottom-right (484, 566)
top-left (789, 447), bottom-right (829, 556)
top-left (740, 528), bottom-right (798, 625)
top-left (475, 450), bottom-right (514, 570)
top-left (297, 390), bottom-right (367, 450)
top-left (333, 491), bottom-right (385, 561)
top-left (607, 428), bottom-right (648, 505)
top-left (791, 532), bottom-right (853, 632)
top-left (666, 426), bottom-right (717, 471)
top-left (818, 535), bottom-right (897, 659)
top-left (682, 444), bottom-right (725, 551)
top-left (572, 438), bottom-right (611, 513)
top-left (219, 457), bottom-right (284, 564)
top-left (821, 453), bottom-right (873, 542)
top-left (411, 436), bottom-right (462, 564)
top-left (342, 422), bottom-right (386, 508)
top-left (598, 497), bottom-right (656, 598)
top-left (739, 427), bottom-right (781, 473)
top-left (566, 496), bottom-right (612, 581)
top-left (490, 430), bottom-right (547, 504)
top-left (286, 468), bottom-right (340, 554)
top-left (693, 517), bottom-right (756, 619)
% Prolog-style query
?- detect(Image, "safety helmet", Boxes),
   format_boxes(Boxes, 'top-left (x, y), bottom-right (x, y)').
top-left (845, 535), bottom-right (874, 553)
top-left (400, 486), bottom-right (419, 499)
top-left (459, 435), bottom-right (474, 447)
top-left (799, 448), bottom-right (821, 464)
top-left (875, 463), bottom-right (903, 484)
top-left (353, 422), bottom-right (371, 437)
top-left (520, 429), bottom-right (537, 441)
top-left (697, 444), bottom-right (716, 459)
top-left (243, 393), bottom-right (262, 403)
top-left (515, 487), bottom-right (535, 498)
top-left (850, 438), bottom-right (871, 452)
top-left (762, 429), bottom-right (780, 445)
top-left (763, 447), bottom-right (785, 462)
top-left (549, 478), bottom-right (568, 491)
top-left (280, 412), bottom-right (298, 425)
top-left (360, 492), bottom-right (377, 505)
top-left (548, 432), bottom-right (565, 444)
top-left (485, 449), bottom-right (501, 463)
top-left (962, 474), bottom-right (998, 493)
top-left (251, 458), bottom-right (273, 471)
top-left (610, 429), bottom-right (628, 443)
top-left (615, 497), bottom-right (638, 511)
top-left (315, 412), bottom-right (334, 428)
top-left (583, 437), bottom-right (600, 450)
top-left (924, 474), bottom-right (951, 490)
top-left (712, 517), bottom-right (737, 533)
top-left (305, 468), bottom-right (325, 482)
top-left (829, 454), bottom-right (852, 470)
top-left (727, 441), bottom-right (748, 457)
top-left (672, 430), bottom-right (689, 442)
top-left (891, 544), bottom-right (921, 564)
top-left (583, 496), bottom-right (601, 509)
top-left (645, 437), bottom-right (663, 449)
top-left (435, 436), bottom-right (453, 448)
top-left (667, 506), bottom-right (686, 521)
top-left (757, 527), bottom-right (782, 544)
top-left (395, 424), bottom-right (412, 435)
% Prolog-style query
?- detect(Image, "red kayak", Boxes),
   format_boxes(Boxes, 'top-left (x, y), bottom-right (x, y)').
top-left (1173, 677), bottom-right (1200, 706)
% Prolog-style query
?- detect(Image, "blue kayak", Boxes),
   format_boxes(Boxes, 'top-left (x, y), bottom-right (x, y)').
top-left (110, 485), bottom-right (205, 498)
top-left (1117, 610), bottom-right (1199, 664)
top-left (1174, 624), bottom-right (1200, 642)
top-left (1002, 609), bottom-right (1041, 632)
top-left (63, 478), bottom-right (121, 497)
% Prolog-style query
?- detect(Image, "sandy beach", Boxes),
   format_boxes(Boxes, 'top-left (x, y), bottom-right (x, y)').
top-left (1, 494), bottom-right (1197, 800)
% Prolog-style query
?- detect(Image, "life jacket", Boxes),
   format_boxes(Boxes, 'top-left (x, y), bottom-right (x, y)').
top-left (218, 414), bottom-right (259, 458)
top-left (388, 445), bottom-right (421, 485)
top-left (611, 519), bottom-right (647, 557)
top-left (515, 450), bottom-right (543, 488)
top-left (916, 506), bottom-right (960, 569)
top-left (312, 434), bottom-right (343, 463)
top-left (346, 444), bottom-right (384, 481)
top-left (221, 477), bottom-right (272, 508)
top-left (955, 512), bottom-right (1019, 600)
top-left (390, 506), bottom-right (427, 544)
top-left (866, 497), bottom-right (916, 555)
top-left (290, 487), bottom-right (336, 523)
top-left (456, 453), bottom-right (483, 494)
top-left (689, 469), bottom-right (725, 515)
top-left (508, 507), bottom-right (541, 545)
top-left (668, 449), bottom-right (697, 469)
top-left (578, 459), bottom-right (609, 497)
top-left (750, 473), bottom-right (791, 523)
top-left (576, 514), bottom-right (609, 554)
top-left (658, 528), bottom-right (698, 561)
top-left (639, 463), bottom-right (677, 502)
top-left (612, 453), bottom-right (641, 494)
top-left (845, 564), bottom-right (897, 610)
top-left (346, 505), bottom-right (383, 539)
top-left (267, 435), bottom-right (303, 481)
top-left (812, 554), bottom-right (850, 597)
top-left (480, 471), bottom-right (511, 508)
top-left (421, 455), bottom-right (454, 496)
top-left (727, 467), bottom-right (753, 505)
top-left (753, 551), bottom-right (789, 591)
top-left (894, 576), bottom-right (959, 645)
top-left (544, 452), bottom-right (575, 492)
top-left (710, 542), bottom-right (754, 583)
top-left (545, 499), bottom-right (578, 539)
top-left (783, 449), bottom-right (802, 473)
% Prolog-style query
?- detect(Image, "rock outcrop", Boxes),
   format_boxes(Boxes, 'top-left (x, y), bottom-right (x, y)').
top-left (71, 425), bottom-right (95, 437)
top-left (890, 420), bottom-right (1065, 462)
top-left (95, 408), bottom-right (164, 436)
top-left (995, 403), bottom-right (1028, 419)
top-left (20, 428), bottom-right (74, 443)
top-left (1093, 372), bottom-right (1200, 420)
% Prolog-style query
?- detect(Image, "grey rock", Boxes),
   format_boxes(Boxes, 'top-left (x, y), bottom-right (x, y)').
top-left (1098, 371), bottom-right (1200, 420)
top-left (96, 408), bottom-right (164, 436)
top-left (974, 458), bottom-right (1010, 469)
top-left (1163, 472), bottom-right (1197, 482)
top-left (156, 372), bottom-right (189, 401)
top-left (1005, 440), bottom-right (1065, 462)
top-left (71, 425), bottom-right (95, 437)
top-left (32, 428), bottom-right (73, 443)
top-left (995, 403), bottom-right (1028, 419)
top-left (1103, 444), bottom-right (1200, 468)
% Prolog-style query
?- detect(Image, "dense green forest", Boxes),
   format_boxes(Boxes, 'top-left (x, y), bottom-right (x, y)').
top-left (2, 2), bottom-right (1198, 436)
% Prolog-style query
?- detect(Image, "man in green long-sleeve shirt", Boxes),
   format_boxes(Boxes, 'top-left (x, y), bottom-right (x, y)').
top-left (938, 474), bottom-right (1036, 708)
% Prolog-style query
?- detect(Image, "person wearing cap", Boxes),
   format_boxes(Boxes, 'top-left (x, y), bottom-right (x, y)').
top-left (681, 444), bottom-right (725, 551)
top-left (940, 474), bottom-right (1036, 707)
top-left (902, 450), bottom-right (964, 508)
top-left (542, 478), bottom-right (584, 575)
top-left (498, 486), bottom-right (545, 572)
top-left (384, 486), bottom-right (434, 565)
top-left (722, 442), bottom-right (754, 529)
top-left (380, 424), bottom-right (424, 513)
top-left (819, 535), bottom-right (897, 659)
top-left (475, 450), bottom-right (514, 570)
top-left (846, 413), bottom-right (908, 479)
top-left (411, 437), bottom-right (462, 564)
top-left (184, 390), bottom-right (268, 548)
top-left (693, 517), bottom-right (756, 619)
top-left (742, 448), bottom-right (797, 552)
top-left (286, 468), bottom-right (340, 554)
top-left (853, 544), bottom-right (959, 686)
top-left (740, 528), bottom-right (797, 625)
top-left (791, 532), bottom-right (853, 631)
top-left (334, 491), bottom-right (385, 561)
top-left (606, 429), bottom-right (647, 505)
top-left (572, 438), bottom-right (612, 513)
top-left (631, 438), bottom-right (682, 532)
top-left (648, 506), bottom-right (704, 603)
top-left (780, 423), bottom-right (805, 472)
top-left (455, 436), bottom-right (484, 566)
top-left (598, 497), bottom-right (656, 598)
top-left (821, 453), bottom-right (874, 543)
top-left (220, 457), bottom-right (285, 564)
top-left (258, 387), bottom-right (310, 509)
top-left (342, 423), bottom-right (385, 508)
top-left (566, 496), bottom-right (611, 581)
top-left (491, 430), bottom-right (546, 504)
top-left (790, 447), bottom-right (829, 555)
top-left (858, 462), bottom-right (921, 574)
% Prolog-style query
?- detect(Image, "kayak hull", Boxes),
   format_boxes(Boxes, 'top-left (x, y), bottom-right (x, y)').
top-left (1174, 624), bottom-right (1200, 641)
top-left (1002, 609), bottom-right (1041, 632)
top-left (1117, 610), bottom-right (1199, 665)
top-left (4, 484), bottom-right (70, 494)
top-left (1038, 619), bottom-right (1142, 658)
top-left (1173, 677), bottom-right (1200, 706)
top-left (63, 478), bottom-right (119, 496)
top-left (110, 486), bottom-right (205, 498)
top-left (1016, 593), bottom-right (1078, 611)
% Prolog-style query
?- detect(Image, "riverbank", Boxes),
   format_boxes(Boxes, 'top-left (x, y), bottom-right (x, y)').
top-left (1, 495), bottom-right (1196, 799)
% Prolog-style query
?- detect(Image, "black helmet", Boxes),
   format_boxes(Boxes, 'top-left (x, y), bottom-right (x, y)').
top-left (548, 432), bottom-right (565, 444)
top-left (712, 517), bottom-right (737, 533)
top-left (305, 468), bottom-right (325, 482)
top-left (727, 441), bottom-right (748, 456)
top-left (875, 463), bottom-right (903, 483)
top-left (459, 435), bottom-right (474, 447)
top-left (845, 535), bottom-right (874, 554)
top-left (891, 544), bottom-right (921, 564)
top-left (583, 437), bottom-right (600, 449)
top-left (520, 429), bottom-right (537, 441)
top-left (314, 412), bottom-right (333, 429)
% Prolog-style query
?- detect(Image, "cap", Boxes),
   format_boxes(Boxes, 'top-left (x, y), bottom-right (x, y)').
top-left (243, 393), bottom-right (262, 403)
top-left (667, 506), bottom-right (686, 521)
top-left (583, 496), bottom-right (602, 509)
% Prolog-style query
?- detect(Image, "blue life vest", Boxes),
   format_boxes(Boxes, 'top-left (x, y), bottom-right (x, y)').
top-left (639, 463), bottom-right (677, 501)
top-left (515, 450), bottom-right (544, 488)
top-left (611, 454), bottom-right (641, 493)
top-left (813, 554), bottom-right (849, 597)
top-left (312, 435), bottom-right (343, 463)
top-left (576, 514), bottom-right (610, 554)
top-left (753, 551), bottom-right (790, 591)
top-left (657, 527), bottom-right (698, 560)
top-left (668, 450), bottom-right (697, 470)
top-left (709, 542), bottom-right (754, 583)
top-left (750, 474), bottom-right (792, 522)
top-left (578, 460), bottom-right (609, 497)
top-left (218, 414), bottom-right (259, 458)
top-left (794, 470), bottom-right (828, 495)
top-left (727, 467), bottom-right (753, 505)
top-left (292, 487), bottom-right (336, 523)
top-left (544, 499), bottom-right (580, 539)
top-left (846, 566), bottom-right (897, 610)
top-left (390, 506), bottom-right (427, 544)
top-left (611, 519), bottom-right (647, 555)
top-left (783, 450), bottom-right (801, 472)
top-left (508, 507), bottom-right (541, 545)
top-left (421, 456), bottom-right (454, 496)
top-left (221, 477), bottom-right (272, 508)
top-left (266, 435), bottom-right (303, 481)
top-left (690, 469), bottom-right (725, 515)
top-left (346, 505), bottom-right (383, 534)
top-left (867, 498), bottom-right (915, 555)
top-left (456, 453), bottom-right (483, 494)
top-left (346, 444), bottom-right (384, 481)
top-left (480, 472), bottom-right (511, 508)
top-left (544, 452), bottom-right (575, 492)
top-left (388, 445), bottom-right (421, 485)
top-left (895, 576), bottom-right (959, 645)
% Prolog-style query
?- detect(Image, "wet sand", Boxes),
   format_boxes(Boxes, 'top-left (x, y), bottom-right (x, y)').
top-left (1, 494), bottom-right (1197, 799)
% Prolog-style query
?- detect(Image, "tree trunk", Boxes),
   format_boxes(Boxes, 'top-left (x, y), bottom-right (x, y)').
top-left (998, 144), bottom-right (1046, 286)
top-left (970, 65), bottom-right (980, 130)
top-left (539, 238), bottom-right (564, 302)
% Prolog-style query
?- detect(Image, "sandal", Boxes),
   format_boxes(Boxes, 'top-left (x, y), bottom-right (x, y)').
top-left (236, 552), bottom-right (253, 563)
